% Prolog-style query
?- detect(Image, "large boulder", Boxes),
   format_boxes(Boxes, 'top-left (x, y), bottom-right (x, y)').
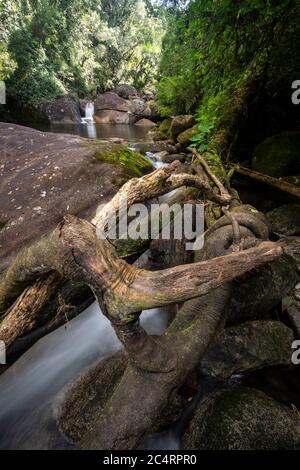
top-left (267, 203), bottom-right (300, 236)
top-left (227, 256), bottom-right (299, 325)
top-left (58, 352), bottom-right (128, 443)
top-left (40, 96), bottom-right (81, 124)
top-left (112, 84), bottom-right (138, 99)
top-left (134, 118), bottom-right (157, 128)
top-left (94, 92), bottom-right (138, 124)
top-left (170, 115), bottom-right (195, 138)
top-left (0, 123), bottom-right (152, 271)
top-left (130, 98), bottom-right (147, 115)
top-left (201, 321), bottom-right (294, 379)
top-left (252, 131), bottom-right (300, 178)
top-left (57, 350), bottom-right (186, 445)
top-left (182, 387), bottom-right (300, 450)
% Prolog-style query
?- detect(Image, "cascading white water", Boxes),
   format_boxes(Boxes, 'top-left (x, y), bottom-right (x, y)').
top-left (85, 102), bottom-right (94, 120)
top-left (81, 102), bottom-right (95, 124)
top-left (0, 303), bottom-right (169, 449)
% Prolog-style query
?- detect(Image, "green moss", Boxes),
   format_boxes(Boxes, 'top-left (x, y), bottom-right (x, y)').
top-left (93, 144), bottom-right (153, 177)
top-left (203, 151), bottom-right (228, 183)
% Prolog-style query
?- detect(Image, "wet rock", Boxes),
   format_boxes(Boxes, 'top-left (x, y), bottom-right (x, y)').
top-left (0, 123), bottom-right (151, 270)
top-left (267, 203), bottom-right (300, 236)
top-left (160, 153), bottom-right (186, 164)
top-left (40, 96), bottom-right (81, 124)
top-left (252, 131), bottom-right (300, 178)
top-left (132, 140), bottom-right (178, 155)
top-left (201, 321), bottom-right (294, 379)
top-left (135, 118), bottom-right (157, 128)
top-left (177, 128), bottom-right (196, 146)
top-left (170, 115), bottom-right (195, 138)
top-left (152, 151), bottom-right (169, 160)
top-left (182, 387), bottom-right (300, 450)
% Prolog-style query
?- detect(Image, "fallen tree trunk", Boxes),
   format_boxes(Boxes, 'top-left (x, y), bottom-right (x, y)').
top-left (231, 164), bottom-right (300, 201)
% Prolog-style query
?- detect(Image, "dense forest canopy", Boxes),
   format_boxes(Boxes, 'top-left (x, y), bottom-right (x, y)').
top-left (0, 0), bottom-right (180, 106)
top-left (1, 0), bottom-right (299, 148)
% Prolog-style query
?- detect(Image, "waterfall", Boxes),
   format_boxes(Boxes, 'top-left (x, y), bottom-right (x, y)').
top-left (81, 101), bottom-right (95, 123)
top-left (85, 102), bottom-right (94, 120)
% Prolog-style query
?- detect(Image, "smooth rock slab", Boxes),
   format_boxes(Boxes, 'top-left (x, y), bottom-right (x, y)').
top-left (0, 123), bottom-right (151, 270)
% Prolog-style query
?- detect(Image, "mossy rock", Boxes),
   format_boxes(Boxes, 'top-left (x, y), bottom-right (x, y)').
top-left (252, 132), bottom-right (300, 178)
top-left (151, 118), bottom-right (173, 141)
top-left (57, 352), bottom-right (128, 443)
top-left (182, 387), bottom-right (300, 450)
top-left (159, 118), bottom-right (172, 135)
top-left (203, 151), bottom-right (228, 184)
top-left (267, 203), bottom-right (300, 236)
top-left (94, 144), bottom-right (153, 177)
top-left (151, 129), bottom-right (169, 141)
top-left (170, 115), bottom-right (195, 138)
top-left (177, 127), bottom-right (196, 146)
top-left (201, 320), bottom-right (294, 379)
top-left (227, 256), bottom-right (299, 325)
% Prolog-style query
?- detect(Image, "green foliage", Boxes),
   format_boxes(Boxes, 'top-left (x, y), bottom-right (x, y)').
top-left (157, 0), bottom-right (299, 138)
top-left (189, 123), bottom-right (213, 152)
top-left (0, 0), bottom-right (169, 107)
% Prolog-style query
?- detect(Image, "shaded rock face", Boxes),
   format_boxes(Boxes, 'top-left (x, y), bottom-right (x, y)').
top-left (182, 387), bottom-right (300, 450)
top-left (170, 115), bottom-right (195, 138)
top-left (112, 84), bottom-right (138, 99)
top-left (267, 203), bottom-right (300, 236)
top-left (132, 140), bottom-right (179, 155)
top-left (227, 256), bottom-right (299, 325)
top-left (160, 153), bottom-right (186, 164)
top-left (201, 321), bottom-right (294, 379)
top-left (0, 123), bottom-right (152, 270)
top-left (40, 96), bottom-right (81, 124)
top-left (252, 131), bottom-right (300, 178)
top-left (286, 298), bottom-right (300, 339)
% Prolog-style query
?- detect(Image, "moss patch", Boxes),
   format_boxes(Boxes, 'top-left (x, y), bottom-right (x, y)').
top-left (93, 144), bottom-right (153, 177)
